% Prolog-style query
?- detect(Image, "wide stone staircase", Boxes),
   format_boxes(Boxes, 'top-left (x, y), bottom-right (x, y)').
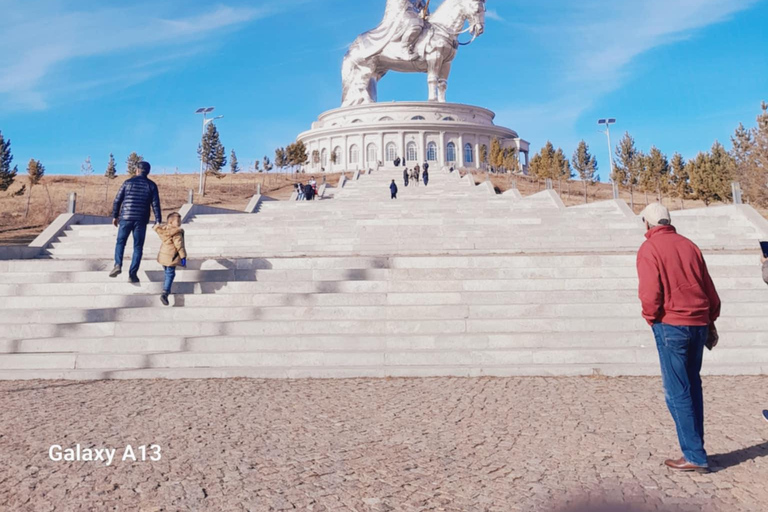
top-left (2, 169), bottom-right (767, 379)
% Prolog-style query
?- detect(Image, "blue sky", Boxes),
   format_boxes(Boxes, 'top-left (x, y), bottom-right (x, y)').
top-left (1, 0), bottom-right (767, 179)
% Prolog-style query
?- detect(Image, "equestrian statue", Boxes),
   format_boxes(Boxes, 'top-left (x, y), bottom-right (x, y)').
top-left (341, 0), bottom-right (486, 107)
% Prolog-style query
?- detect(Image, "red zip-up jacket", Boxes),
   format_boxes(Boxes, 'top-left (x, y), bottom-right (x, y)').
top-left (636, 225), bottom-right (721, 326)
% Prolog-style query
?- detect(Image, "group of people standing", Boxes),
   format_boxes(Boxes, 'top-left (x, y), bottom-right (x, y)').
top-left (402, 163), bottom-right (429, 187)
top-left (295, 177), bottom-right (318, 201)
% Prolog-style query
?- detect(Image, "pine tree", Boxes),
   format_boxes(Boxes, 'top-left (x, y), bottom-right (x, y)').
top-left (105, 153), bottom-right (117, 179)
top-left (646, 147), bottom-right (670, 203)
top-left (286, 141), bottom-right (308, 170)
top-left (479, 144), bottom-right (488, 169)
top-left (689, 141), bottom-right (734, 206)
top-left (126, 152), bottom-right (144, 176)
top-left (0, 131), bottom-right (18, 192)
top-left (502, 147), bottom-right (519, 173)
top-left (24, 159), bottom-right (45, 218)
top-left (731, 102), bottom-right (768, 206)
top-left (230, 150), bottom-right (240, 174)
top-left (670, 153), bottom-right (690, 209)
top-left (197, 122), bottom-right (227, 178)
top-left (262, 156), bottom-right (273, 173)
top-left (614, 132), bottom-right (640, 209)
top-left (254, 160), bottom-right (261, 173)
top-left (572, 140), bottom-right (598, 203)
top-left (554, 147), bottom-right (571, 192)
top-left (274, 148), bottom-right (287, 171)
top-left (490, 138), bottom-right (503, 171)
top-left (529, 141), bottom-right (556, 185)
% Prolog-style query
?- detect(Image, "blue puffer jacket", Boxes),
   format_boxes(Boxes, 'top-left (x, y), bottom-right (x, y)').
top-left (112, 175), bottom-right (162, 223)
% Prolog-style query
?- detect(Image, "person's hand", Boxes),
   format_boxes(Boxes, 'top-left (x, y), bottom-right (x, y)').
top-left (180, 258), bottom-right (187, 267)
top-left (112, 218), bottom-right (119, 228)
top-left (706, 323), bottom-right (719, 350)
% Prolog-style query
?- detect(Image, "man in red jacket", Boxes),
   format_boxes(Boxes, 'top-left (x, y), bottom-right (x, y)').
top-left (637, 203), bottom-right (721, 473)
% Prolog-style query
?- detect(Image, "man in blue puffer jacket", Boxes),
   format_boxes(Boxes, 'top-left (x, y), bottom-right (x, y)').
top-left (109, 161), bottom-right (162, 283)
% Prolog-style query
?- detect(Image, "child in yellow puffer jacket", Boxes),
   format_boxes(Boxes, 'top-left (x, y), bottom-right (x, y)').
top-left (153, 212), bottom-right (187, 306)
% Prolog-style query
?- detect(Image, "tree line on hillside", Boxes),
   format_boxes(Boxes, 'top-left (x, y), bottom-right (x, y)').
top-left (1, 102), bottom-right (766, 208)
top-left (526, 102), bottom-right (768, 208)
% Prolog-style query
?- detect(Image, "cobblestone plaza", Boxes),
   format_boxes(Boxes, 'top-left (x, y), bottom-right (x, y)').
top-left (2, 376), bottom-right (766, 511)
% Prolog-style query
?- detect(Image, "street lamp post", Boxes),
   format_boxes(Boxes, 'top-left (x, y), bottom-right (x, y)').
top-left (195, 107), bottom-right (224, 196)
top-left (598, 118), bottom-right (618, 199)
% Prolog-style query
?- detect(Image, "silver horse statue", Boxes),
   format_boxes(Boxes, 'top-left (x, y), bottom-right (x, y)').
top-left (341, 0), bottom-right (486, 107)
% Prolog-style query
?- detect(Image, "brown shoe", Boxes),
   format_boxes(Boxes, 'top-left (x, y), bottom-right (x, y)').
top-left (664, 457), bottom-right (710, 473)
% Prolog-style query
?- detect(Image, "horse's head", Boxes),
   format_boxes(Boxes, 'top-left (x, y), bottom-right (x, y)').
top-left (465, 0), bottom-right (485, 37)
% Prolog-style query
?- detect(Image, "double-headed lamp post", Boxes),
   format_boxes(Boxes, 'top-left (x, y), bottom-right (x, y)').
top-left (195, 107), bottom-right (224, 196)
top-left (598, 118), bottom-right (618, 198)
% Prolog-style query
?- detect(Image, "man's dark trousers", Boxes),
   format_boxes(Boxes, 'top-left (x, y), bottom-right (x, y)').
top-left (115, 220), bottom-right (148, 278)
top-left (651, 323), bottom-right (709, 467)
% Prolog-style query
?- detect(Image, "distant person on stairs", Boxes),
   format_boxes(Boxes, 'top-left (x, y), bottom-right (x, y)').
top-left (412, 168), bottom-right (420, 186)
top-left (422, 168), bottom-right (429, 187)
top-left (403, 168), bottom-right (409, 187)
top-left (636, 203), bottom-right (721, 474)
top-left (153, 213), bottom-right (187, 306)
top-left (390, 180), bottom-right (398, 199)
top-left (110, 161), bottom-right (162, 283)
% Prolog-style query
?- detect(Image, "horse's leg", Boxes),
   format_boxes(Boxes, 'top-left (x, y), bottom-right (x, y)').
top-left (426, 54), bottom-right (439, 102)
top-left (437, 61), bottom-right (452, 103)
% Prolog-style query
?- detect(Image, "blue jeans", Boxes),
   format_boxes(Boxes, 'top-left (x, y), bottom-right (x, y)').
top-left (114, 220), bottom-right (148, 277)
top-left (162, 266), bottom-right (176, 294)
top-left (652, 323), bottom-right (709, 467)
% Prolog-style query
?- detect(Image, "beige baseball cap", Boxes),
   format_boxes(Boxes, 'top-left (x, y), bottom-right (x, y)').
top-left (640, 202), bottom-right (671, 226)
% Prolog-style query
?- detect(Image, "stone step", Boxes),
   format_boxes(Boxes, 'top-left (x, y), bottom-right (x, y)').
top-left (4, 275), bottom-right (766, 297)
top-left (0, 349), bottom-right (765, 376)
top-left (5, 330), bottom-right (767, 355)
top-left (0, 302), bottom-right (765, 326)
top-left (2, 361), bottom-right (765, 380)
top-left (6, 253), bottom-right (763, 271)
top-left (1, 316), bottom-right (764, 339)
top-left (2, 288), bottom-right (765, 309)
top-left (2, 264), bottom-right (764, 283)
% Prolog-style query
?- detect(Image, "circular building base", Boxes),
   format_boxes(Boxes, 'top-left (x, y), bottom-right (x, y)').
top-left (297, 102), bottom-right (529, 172)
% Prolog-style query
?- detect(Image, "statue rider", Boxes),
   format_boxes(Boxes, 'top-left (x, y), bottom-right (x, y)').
top-left (398, 0), bottom-right (430, 60)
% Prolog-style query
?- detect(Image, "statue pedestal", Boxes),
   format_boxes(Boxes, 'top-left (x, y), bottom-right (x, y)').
top-left (297, 102), bottom-right (529, 172)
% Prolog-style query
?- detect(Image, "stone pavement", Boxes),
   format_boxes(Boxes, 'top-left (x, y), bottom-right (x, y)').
top-left (1, 377), bottom-right (766, 511)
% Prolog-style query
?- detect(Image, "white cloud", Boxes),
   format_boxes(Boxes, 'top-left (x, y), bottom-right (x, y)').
top-left (0, 2), bottom-right (275, 110)
top-left (485, 9), bottom-right (505, 23)
top-left (494, 0), bottom-right (760, 152)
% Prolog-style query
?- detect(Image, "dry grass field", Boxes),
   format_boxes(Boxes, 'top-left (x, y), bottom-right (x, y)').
top-left (0, 172), bottom-right (349, 245)
top-left (0, 169), bottom-right (763, 245)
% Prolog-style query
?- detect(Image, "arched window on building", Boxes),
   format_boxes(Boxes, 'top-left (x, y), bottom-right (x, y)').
top-left (406, 142), bottom-right (418, 161)
top-left (351, 119), bottom-right (363, 124)
top-left (427, 142), bottom-right (438, 162)
top-left (411, 116), bottom-right (426, 121)
top-left (443, 117), bottom-right (455, 121)
top-left (333, 146), bottom-right (342, 166)
top-left (379, 116), bottom-right (394, 121)
top-left (321, 148), bottom-right (328, 168)
top-left (386, 143), bottom-right (397, 162)
top-left (446, 142), bottom-right (456, 162)
top-left (464, 143), bottom-right (474, 164)
top-left (349, 145), bottom-right (359, 165)
top-left (366, 143), bottom-right (377, 164)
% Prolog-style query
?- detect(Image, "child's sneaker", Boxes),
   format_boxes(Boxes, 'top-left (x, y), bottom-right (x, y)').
top-left (160, 293), bottom-right (169, 306)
